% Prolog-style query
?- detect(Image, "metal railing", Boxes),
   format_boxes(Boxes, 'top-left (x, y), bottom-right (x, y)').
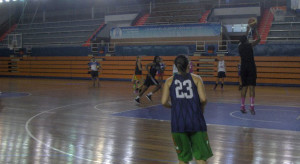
top-left (2, 38), bottom-right (300, 50)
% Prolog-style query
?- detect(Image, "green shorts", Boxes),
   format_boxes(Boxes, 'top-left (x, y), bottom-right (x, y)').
top-left (172, 132), bottom-right (213, 162)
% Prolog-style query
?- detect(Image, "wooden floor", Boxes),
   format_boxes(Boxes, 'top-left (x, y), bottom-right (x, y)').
top-left (0, 77), bottom-right (299, 164)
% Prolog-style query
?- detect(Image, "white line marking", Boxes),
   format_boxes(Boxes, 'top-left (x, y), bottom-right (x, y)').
top-left (230, 110), bottom-right (280, 123)
top-left (206, 123), bottom-right (300, 133)
top-left (111, 104), bottom-right (160, 115)
top-left (25, 100), bottom-right (172, 163)
top-left (211, 100), bottom-right (300, 108)
top-left (230, 108), bottom-right (299, 123)
top-left (93, 98), bottom-right (129, 114)
top-left (25, 102), bottom-right (101, 163)
top-left (0, 91), bottom-right (32, 98)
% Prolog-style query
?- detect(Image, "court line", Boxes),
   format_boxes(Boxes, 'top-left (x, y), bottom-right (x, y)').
top-left (230, 110), bottom-right (280, 123)
top-left (112, 107), bottom-right (300, 133)
top-left (24, 100), bottom-right (300, 162)
top-left (112, 104), bottom-right (300, 132)
top-left (110, 103), bottom-right (161, 115)
top-left (93, 98), bottom-right (130, 114)
top-left (112, 115), bottom-right (169, 122)
top-left (113, 113), bottom-right (300, 133)
top-left (210, 100), bottom-right (300, 108)
top-left (0, 91), bottom-right (32, 98)
top-left (25, 100), bottom-right (176, 163)
top-left (25, 102), bottom-right (99, 162)
top-left (207, 123), bottom-right (300, 134)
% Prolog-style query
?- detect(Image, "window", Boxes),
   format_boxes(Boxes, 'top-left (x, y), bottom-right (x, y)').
top-left (225, 24), bottom-right (248, 33)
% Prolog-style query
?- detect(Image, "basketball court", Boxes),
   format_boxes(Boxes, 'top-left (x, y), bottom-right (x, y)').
top-left (0, 77), bottom-right (299, 164)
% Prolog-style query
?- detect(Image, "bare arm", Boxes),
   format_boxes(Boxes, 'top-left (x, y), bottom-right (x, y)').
top-left (146, 63), bottom-right (153, 75)
top-left (161, 77), bottom-right (173, 108)
top-left (246, 25), bottom-right (250, 36)
top-left (192, 74), bottom-right (207, 113)
top-left (251, 28), bottom-right (261, 47)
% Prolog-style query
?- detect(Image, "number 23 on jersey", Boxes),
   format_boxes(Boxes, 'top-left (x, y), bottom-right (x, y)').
top-left (175, 79), bottom-right (194, 99)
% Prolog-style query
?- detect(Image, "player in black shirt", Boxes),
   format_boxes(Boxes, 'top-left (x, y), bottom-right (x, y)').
top-left (238, 26), bottom-right (261, 115)
top-left (135, 56), bottom-right (162, 103)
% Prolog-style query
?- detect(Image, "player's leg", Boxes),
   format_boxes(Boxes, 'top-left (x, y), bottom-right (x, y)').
top-left (157, 75), bottom-right (163, 91)
top-left (146, 84), bottom-right (161, 101)
top-left (249, 85), bottom-right (256, 115)
top-left (240, 68), bottom-right (249, 113)
top-left (172, 133), bottom-right (193, 164)
top-left (132, 75), bottom-right (138, 93)
top-left (221, 77), bottom-right (224, 89)
top-left (191, 132), bottom-right (213, 164)
top-left (96, 72), bottom-right (100, 87)
top-left (139, 85), bottom-right (149, 97)
top-left (93, 77), bottom-right (96, 87)
top-left (248, 67), bottom-right (257, 115)
top-left (249, 85), bottom-right (255, 97)
top-left (91, 72), bottom-right (96, 87)
top-left (240, 85), bottom-right (248, 113)
top-left (96, 77), bottom-right (100, 87)
top-left (137, 75), bottom-right (143, 92)
top-left (132, 79), bottom-right (137, 90)
top-left (146, 78), bottom-right (160, 101)
top-left (213, 76), bottom-right (219, 90)
top-left (135, 77), bottom-right (150, 103)
top-left (238, 75), bottom-right (242, 90)
top-left (135, 85), bottom-right (148, 103)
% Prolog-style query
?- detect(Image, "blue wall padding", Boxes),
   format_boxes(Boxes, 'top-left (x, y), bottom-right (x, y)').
top-left (115, 45), bottom-right (195, 56)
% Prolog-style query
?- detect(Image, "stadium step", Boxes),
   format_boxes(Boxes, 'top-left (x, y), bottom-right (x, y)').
top-left (199, 10), bottom-right (211, 23)
top-left (258, 9), bottom-right (274, 44)
top-left (0, 24), bottom-right (17, 42)
top-left (134, 14), bottom-right (150, 26)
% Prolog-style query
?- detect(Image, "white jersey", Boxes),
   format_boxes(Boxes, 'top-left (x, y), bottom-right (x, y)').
top-left (88, 61), bottom-right (99, 71)
top-left (218, 60), bottom-right (226, 72)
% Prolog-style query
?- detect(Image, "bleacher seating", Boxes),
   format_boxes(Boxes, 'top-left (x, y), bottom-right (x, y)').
top-left (267, 11), bottom-right (300, 43)
top-left (145, 2), bottom-right (207, 25)
top-left (0, 19), bottom-right (104, 48)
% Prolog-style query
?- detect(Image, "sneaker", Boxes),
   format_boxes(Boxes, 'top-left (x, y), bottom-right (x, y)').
top-left (134, 97), bottom-right (140, 104)
top-left (240, 106), bottom-right (247, 114)
top-left (249, 106), bottom-right (255, 115)
top-left (146, 94), bottom-right (152, 101)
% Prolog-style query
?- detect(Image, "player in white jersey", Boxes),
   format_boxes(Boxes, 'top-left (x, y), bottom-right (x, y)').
top-left (213, 56), bottom-right (226, 90)
top-left (88, 57), bottom-right (101, 87)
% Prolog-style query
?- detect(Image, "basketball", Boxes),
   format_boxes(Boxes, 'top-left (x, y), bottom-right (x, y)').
top-left (248, 17), bottom-right (257, 28)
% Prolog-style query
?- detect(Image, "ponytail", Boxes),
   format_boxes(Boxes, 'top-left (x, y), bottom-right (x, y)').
top-left (175, 55), bottom-right (189, 78)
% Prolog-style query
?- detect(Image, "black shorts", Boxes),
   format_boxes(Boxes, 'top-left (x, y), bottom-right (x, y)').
top-left (143, 75), bottom-right (159, 87)
top-left (241, 65), bottom-right (257, 86)
top-left (217, 71), bottom-right (226, 78)
top-left (90, 71), bottom-right (99, 78)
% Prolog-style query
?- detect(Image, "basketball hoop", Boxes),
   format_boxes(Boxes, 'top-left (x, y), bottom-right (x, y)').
top-left (7, 34), bottom-right (22, 50)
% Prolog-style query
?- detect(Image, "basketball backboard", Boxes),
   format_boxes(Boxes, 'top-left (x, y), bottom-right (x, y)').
top-left (8, 34), bottom-right (22, 50)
